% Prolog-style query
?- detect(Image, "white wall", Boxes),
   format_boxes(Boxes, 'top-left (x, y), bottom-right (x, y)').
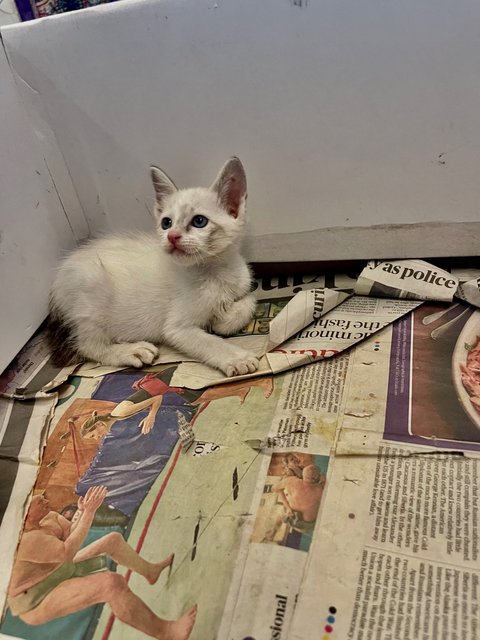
top-left (0, 0), bottom-right (20, 27)
top-left (0, 0), bottom-right (19, 27)
top-left (2, 0), bottom-right (480, 264)
top-left (0, 39), bottom-right (84, 372)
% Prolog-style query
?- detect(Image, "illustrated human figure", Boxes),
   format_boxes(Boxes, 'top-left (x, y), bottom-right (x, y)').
top-left (8, 489), bottom-right (197, 639)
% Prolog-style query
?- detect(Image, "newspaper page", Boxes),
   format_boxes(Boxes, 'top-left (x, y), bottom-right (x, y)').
top-left (0, 351), bottom-right (354, 640)
top-left (0, 271), bottom-right (354, 638)
top-left (0, 361), bottom-right (294, 640)
top-left (288, 302), bottom-right (480, 640)
top-left (2, 265), bottom-right (480, 640)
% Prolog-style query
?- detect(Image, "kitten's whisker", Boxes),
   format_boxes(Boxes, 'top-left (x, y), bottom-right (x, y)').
top-left (192, 247), bottom-right (206, 266)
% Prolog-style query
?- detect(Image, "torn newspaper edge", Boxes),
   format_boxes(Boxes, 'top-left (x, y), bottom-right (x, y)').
top-left (75, 345), bottom-right (187, 378)
top-left (177, 411), bottom-right (195, 451)
top-left (354, 259), bottom-right (458, 301)
top-left (244, 435), bottom-right (301, 451)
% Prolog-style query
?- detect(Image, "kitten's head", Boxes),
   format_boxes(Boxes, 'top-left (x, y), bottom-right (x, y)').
top-left (150, 157), bottom-right (247, 265)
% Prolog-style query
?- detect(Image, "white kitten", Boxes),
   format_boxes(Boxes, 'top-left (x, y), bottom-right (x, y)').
top-left (47, 157), bottom-right (259, 377)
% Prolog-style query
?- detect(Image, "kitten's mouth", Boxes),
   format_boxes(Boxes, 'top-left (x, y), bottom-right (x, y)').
top-left (168, 245), bottom-right (189, 256)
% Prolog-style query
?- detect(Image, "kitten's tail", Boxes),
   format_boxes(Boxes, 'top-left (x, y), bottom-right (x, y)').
top-left (46, 301), bottom-right (84, 367)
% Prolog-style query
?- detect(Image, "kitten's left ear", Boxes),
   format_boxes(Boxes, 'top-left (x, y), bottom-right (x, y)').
top-left (150, 166), bottom-right (178, 211)
top-left (210, 157), bottom-right (247, 219)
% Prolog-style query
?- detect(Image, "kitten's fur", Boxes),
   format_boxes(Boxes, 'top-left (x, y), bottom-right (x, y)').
top-left (47, 157), bottom-right (259, 377)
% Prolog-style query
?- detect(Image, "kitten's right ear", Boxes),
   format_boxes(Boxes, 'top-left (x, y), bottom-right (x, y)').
top-left (210, 157), bottom-right (247, 219)
top-left (150, 166), bottom-right (178, 211)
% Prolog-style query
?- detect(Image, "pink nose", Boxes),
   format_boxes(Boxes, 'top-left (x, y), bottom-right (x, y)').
top-left (167, 230), bottom-right (182, 246)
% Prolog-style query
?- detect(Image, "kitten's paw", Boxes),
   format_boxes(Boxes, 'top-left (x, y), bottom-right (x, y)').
top-left (103, 342), bottom-right (159, 368)
top-left (224, 353), bottom-right (260, 377)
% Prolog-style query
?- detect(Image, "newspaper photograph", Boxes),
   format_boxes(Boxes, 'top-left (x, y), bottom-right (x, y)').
top-left (384, 303), bottom-right (480, 451)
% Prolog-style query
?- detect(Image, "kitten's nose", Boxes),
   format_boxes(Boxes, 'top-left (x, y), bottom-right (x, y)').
top-left (167, 230), bottom-right (182, 246)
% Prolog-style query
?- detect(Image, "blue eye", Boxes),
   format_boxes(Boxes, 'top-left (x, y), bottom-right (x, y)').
top-left (161, 217), bottom-right (172, 230)
top-left (191, 215), bottom-right (208, 228)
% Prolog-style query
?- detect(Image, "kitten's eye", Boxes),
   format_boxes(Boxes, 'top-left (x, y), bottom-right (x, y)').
top-left (161, 217), bottom-right (172, 230)
top-left (191, 215), bottom-right (208, 228)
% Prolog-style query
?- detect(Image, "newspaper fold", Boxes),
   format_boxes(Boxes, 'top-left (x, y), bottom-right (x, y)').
top-left (354, 259), bottom-right (459, 301)
top-left (244, 435), bottom-right (300, 451)
top-left (265, 287), bottom-right (352, 352)
top-left (455, 276), bottom-right (480, 309)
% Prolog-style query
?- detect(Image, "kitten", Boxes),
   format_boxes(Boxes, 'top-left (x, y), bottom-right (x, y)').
top-left (47, 157), bottom-right (260, 377)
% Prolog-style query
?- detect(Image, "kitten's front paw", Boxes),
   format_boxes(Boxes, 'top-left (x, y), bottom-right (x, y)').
top-left (103, 342), bottom-right (159, 368)
top-left (223, 353), bottom-right (260, 377)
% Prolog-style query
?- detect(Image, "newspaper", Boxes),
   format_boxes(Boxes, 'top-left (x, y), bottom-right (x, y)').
top-left (3, 264), bottom-right (480, 640)
top-left (357, 260), bottom-right (480, 310)
top-left (456, 276), bottom-right (480, 309)
top-left (355, 259), bottom-right (459, 301)
top-left (218, 301), bottom-right (480, 639)
top-left (0, 332), bottom-right (74, 615)
top-left (287, 302), bottom-right (480, 640)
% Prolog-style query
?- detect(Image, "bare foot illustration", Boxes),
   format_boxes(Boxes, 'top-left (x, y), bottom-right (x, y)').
top-left (147, 553), bottom-right (175, 585)
top-left (165, 605), bottom-right (197, 640)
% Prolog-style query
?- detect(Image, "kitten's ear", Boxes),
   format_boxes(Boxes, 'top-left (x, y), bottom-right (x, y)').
top-left (150, 166), bottom-right (178, 211)
top-left (210, 157), bottom-right (247, 219)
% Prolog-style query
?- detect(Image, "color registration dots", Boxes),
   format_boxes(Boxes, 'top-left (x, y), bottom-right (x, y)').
top-left (374, 339), bottom-right (381, 351)
top-left (323, 606), bottom-right (337, 638)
